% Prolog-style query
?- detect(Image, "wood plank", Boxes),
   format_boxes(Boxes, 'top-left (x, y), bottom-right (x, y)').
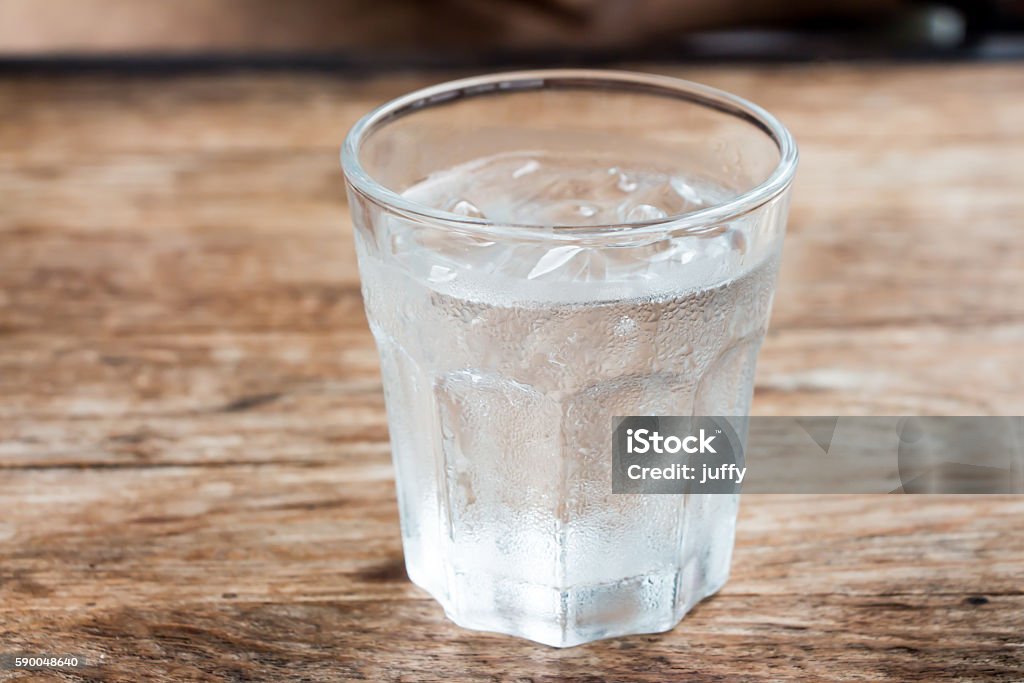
top-left (0, 324), bottom-right (1021, 467)
top-left (0, 219), bottom-right (1021, 335)
top-left (3, 464), bottom-right (1022, 603)
top-left (2, 470), bottom-right (1022, 679)
top-left (1, 594), bottom-right (1020, 682)
top-left (2, 65), bottom-right (1023, 157)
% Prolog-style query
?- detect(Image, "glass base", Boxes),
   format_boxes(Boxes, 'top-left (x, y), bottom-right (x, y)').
top-left (408, 557), bottom-right (730, 648)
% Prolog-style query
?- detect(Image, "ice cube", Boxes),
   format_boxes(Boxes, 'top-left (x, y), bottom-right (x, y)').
top-left (609, 167), bottom-right (639, 192)
top-left (527, 245), bottom-right (584, 280)
top-left (625, 204), bottom-right (667, 222)
top-left (512, 159), bottom-right (541, 178)
top-left (447, 198), bottom-right (486, 218)
top-left (670, 176), bottom-right (706, 207)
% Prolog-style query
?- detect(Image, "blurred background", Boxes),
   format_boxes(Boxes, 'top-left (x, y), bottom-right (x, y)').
top-left (1, 0), bottom-right (1023, 67)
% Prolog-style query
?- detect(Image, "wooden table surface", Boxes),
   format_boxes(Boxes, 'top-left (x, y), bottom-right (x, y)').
top-left (1, 63), bottom-right (1022, 682)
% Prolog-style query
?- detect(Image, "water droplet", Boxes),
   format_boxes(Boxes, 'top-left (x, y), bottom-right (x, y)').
top-left (447, 198), bottom-right (485, 219)
top-left (626, 204), bottom-right (667, 222)
top-left (576, 203), bottom-right (598, 218)
top-left (512, 159), bottom-right (540, 178)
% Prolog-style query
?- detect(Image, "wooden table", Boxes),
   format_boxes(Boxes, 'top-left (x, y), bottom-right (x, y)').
top-left (1, 63), bottom-right (1022, 682)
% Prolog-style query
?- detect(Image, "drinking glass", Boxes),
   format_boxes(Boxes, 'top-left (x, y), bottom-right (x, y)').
top-left (341, 70), bottom-right (797, 647)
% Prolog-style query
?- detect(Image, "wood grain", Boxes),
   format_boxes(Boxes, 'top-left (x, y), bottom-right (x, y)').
top-left (0, 63), bottom-right (1022, 681)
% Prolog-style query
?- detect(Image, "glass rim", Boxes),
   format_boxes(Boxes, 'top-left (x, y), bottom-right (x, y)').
top-left (341, 69), bottom-right (798, 240)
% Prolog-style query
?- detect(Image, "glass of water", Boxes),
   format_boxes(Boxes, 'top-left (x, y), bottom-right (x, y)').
top-left (341, 70), bottom-right (797, 647)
